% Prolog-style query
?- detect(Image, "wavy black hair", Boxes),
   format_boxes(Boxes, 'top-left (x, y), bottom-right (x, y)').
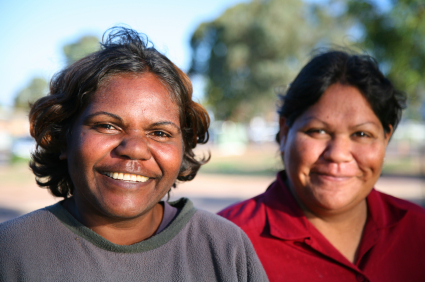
top-left (276, 50), bottom-right (406, 141)
top-left (29, 27), bottom-right (210, 198)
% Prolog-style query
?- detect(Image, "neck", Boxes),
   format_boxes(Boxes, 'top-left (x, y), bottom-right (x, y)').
top-left (285, 179), bottom-right (368, 263)
top-left (62, 198), bottom-right (164, 245)
top-left (303, 199), bottom-right (367, 226)
top-left (303, 199), bottom-right (367, 264)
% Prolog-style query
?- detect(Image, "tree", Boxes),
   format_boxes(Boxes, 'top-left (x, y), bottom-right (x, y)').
top-left (63, 35), bottom-right (100, 66)
top-left (14, 77), bottom-right (48, 110)
top-left (343, 0), bottom-right (425, 119)
top-left (14, 35), bottom-right (100, 110)
top-left (189, 0), bottom-right (355, 121)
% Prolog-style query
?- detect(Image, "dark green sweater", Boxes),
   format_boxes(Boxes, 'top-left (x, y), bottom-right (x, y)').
top-left (0, 198), bottom-right (268, 281)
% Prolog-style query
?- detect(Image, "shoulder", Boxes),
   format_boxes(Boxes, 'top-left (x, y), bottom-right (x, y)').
top-left (372, 190), bottom-right (425, 215)
top-left (166, 198), bottom-right (252, 245)
top-left (0, 207), bottom-right (56, 239)
top-left (0, 205), bottom-right (63, 263)
top-left (370, 189), bottom-right (425, 228)
top-left (176, 208), bottom-right (268, 281)
top-left (191, 209), bottom-right (249, 240)
top-left (218, 193), bottom-right (266, 229)
top-left (183, 208), bottom-right (260, 253)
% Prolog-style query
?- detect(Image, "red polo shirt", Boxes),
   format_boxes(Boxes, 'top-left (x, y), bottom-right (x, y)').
top-left (219, 171), bottom-right (425, 282)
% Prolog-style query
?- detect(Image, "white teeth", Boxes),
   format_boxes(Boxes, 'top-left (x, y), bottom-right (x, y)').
top-left (104, 172), bottom-right (149, 182)
top-left (137, 175), bottom-right (148, 182)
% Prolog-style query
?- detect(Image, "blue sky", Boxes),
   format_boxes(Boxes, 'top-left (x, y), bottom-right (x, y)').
top-left (0, 0), bottom-right (248, 107)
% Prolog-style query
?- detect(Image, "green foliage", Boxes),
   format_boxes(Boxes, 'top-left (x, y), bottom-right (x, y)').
top-left (63, 35), bottom-right (100, 66)
top-left (14, 77), bottom-right (48, 110)
top-left (14, 35), bottom-right (100, 111)
top-left (344, 0), bottom-right (425, 119)
top-left (189, 0), bottom-right (354, 121)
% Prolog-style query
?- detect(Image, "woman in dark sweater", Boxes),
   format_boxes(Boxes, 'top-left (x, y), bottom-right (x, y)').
top-left (0, 27), bottom-right (268, 281)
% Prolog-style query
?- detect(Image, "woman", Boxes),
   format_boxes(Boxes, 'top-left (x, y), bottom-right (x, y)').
top-left (219, 50), bottom-right (425, 281)
top-left (0, 27), bottom-right (267, 281)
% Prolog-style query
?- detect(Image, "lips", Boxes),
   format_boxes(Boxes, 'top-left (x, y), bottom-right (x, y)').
top-left (310, 163), bottom-right (359, 178)
top-left (309, 170), bottom-right (359, 184)
top-left (313, 172), bottom-right (352, 178)
top-left (103, 172), bottom-right (149, 183)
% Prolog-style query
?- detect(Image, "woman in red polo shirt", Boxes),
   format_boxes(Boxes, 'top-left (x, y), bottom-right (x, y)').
top-left (219, 50), bottom-right (425, 282)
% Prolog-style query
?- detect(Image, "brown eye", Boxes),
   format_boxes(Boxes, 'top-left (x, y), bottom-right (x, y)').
top-left (305, 129), bottom-right (326, 136)
top-left (353, 131), bottom-right (369, 138)
top-left (93, 123), bottom-right (119, 133)
top-left (151, 131), bottom-right (171, 138)
top-left (98, 124), bottom-right (115, 130)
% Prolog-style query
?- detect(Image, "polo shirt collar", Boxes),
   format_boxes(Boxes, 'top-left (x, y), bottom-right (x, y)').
top-left (356, 188), bottom-right (408, 264)
top-left (263, 171), bottom-right (407, 238)
top-left (366, 188), bottom-right (407, 230)
top-left (262, 171), bottom-right (312, 241)
top-left (261, 172), bottom-right (356, 269)
top-left (262, 170), bottom-right (408, 269)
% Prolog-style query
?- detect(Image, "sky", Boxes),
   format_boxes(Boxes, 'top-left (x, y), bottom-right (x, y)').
top-left (0, 0), bottom-right (248, 108)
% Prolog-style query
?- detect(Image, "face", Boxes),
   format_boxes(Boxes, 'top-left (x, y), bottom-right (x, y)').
top-left (62, 73), bottom-right (183, 221)
top-left (280, 83), bottom-right (392, 216)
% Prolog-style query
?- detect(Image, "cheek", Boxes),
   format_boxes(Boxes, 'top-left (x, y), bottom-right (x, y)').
top-left (67, 131), bottom-right (115, 171)
top-left (353, 143), bottom-right (386, 172)
top-left (284, 135), bottom-right (324, 170)
top-left (151, 142), bottom-right (184, 174)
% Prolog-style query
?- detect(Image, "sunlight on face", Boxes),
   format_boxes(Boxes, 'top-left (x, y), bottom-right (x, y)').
top-left (64, 73), bottom-right (183, 222)
top-left (280, 83), bottom-right (392, 216)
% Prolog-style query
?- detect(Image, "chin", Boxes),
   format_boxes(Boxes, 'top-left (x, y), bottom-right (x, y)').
top-left (319, 195), bottom-right (364, 213)
top-left (104, 207), bottom-right (147, 220)
top-left (97, 198), bottom-right (150, 219)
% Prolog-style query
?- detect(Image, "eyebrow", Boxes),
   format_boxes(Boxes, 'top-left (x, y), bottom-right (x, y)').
top-left (83, 111), bottom-right (123, 123)
top-left (301, 117), bottom-right (380, 129)
top-left (300, 117), bottom-right (328, 126)
top-left (351, 122), bottom-right (381, 129)
top-left (83, 111), bottom-right (181, 132)
top-left (151, 121), bottom-right (181, 133)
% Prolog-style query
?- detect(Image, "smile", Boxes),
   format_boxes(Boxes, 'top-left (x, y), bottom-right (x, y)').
top-left (312, 173), bottom-right (355, 181)
top-left (103, 172), bottom-right (149, 183)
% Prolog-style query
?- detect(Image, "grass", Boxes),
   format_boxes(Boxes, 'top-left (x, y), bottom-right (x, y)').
top-left (198, 144), bottom-right (284, 176)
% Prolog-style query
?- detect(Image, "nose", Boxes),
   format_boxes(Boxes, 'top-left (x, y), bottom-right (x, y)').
top-left (322, 135), bottom-right (353, 164)
top-left (114, 134), bottom-right (152, 160)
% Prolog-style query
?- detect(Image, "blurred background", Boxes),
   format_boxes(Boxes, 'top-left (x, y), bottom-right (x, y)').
top-left (1, 0), bottom-right (425, 222)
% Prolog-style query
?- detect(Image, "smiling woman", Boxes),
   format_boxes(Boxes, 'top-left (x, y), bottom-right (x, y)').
top-left (61, 73), bottom-right (185, 243)
top-left (0, 27), bottom-right (267, 281)
top-left (219, 50), bottom-right (425, 282)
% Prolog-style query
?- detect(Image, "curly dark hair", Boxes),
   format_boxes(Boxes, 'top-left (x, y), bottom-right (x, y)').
top-left (29, 27), bottom-right (210, 198)
top-left (277, 50), bottom-right (406, 141)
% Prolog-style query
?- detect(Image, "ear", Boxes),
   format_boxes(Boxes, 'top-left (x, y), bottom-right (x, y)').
top-left (279, 117), bottom-right (289, 153)
top-left (384, 124), bottom-right (393, 146)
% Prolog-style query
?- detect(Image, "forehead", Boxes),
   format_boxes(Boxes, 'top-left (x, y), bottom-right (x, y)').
top-left (96, 73), bottom-right (171, 101)
top-left (82, 73), bottom-right (180, 124)
top-left (298, 83), bottom-right (381, 127)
